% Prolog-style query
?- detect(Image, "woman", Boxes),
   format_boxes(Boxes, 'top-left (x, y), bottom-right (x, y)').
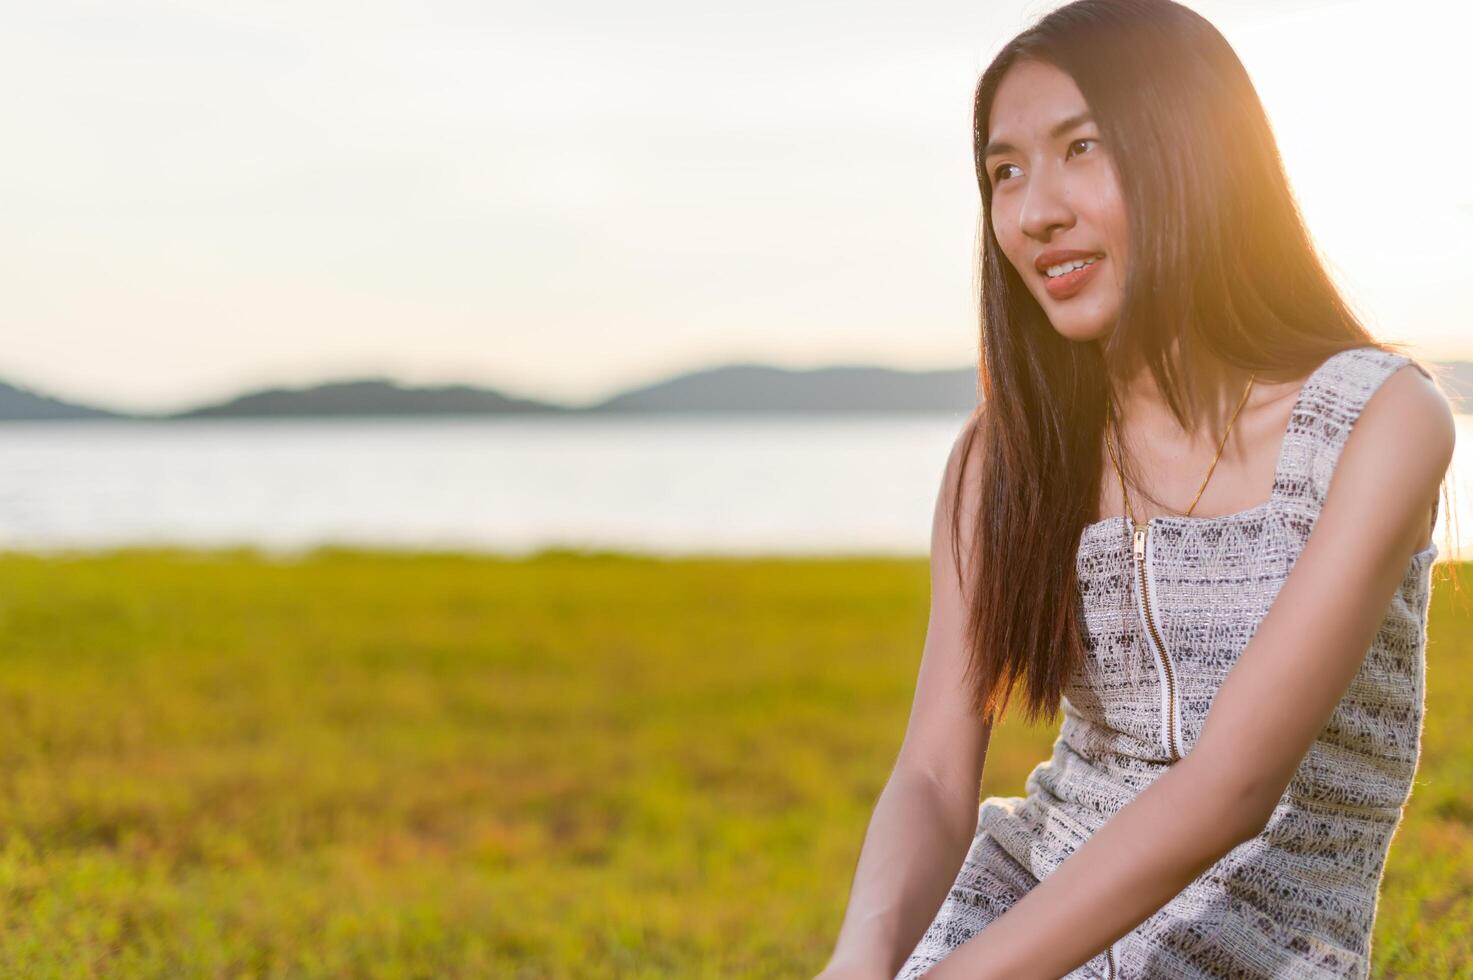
top-left (817, 1), bottom-right (1455, 978)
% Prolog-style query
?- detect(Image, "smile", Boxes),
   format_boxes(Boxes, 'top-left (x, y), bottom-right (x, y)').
top-left (1041, 254), bottom-right (1104, 300)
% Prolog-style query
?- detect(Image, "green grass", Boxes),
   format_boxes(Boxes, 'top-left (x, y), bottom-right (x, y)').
top-left (0, 549), bottom-right (1467, 977)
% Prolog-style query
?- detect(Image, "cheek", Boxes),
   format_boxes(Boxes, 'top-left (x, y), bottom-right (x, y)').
top-left (1096, 178), bottom-right (1129, 254)
top-left (989, 207), bottom-right (1026, 274)
top-left (1106, 204), bottom-right (1129, 253)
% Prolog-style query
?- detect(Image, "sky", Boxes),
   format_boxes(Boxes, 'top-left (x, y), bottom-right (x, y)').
top-left (2, 0), bottom-right (1469, 413)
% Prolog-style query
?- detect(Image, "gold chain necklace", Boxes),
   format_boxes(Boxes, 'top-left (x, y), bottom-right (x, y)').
top-left (1104, 372), bottom-right (1256, 526)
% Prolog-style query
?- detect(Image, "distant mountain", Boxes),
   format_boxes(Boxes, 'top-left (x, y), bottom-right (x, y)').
top-left (0, 380), bottom-right (122, 420)
top-left (163, 365), bottom-right (981, 418)
top-left (168, 378), bottom-right (568, 418)
top-left (582, 363), bottom-right (979, 414)
top-left (0, 357), bottom-right (1468, 421)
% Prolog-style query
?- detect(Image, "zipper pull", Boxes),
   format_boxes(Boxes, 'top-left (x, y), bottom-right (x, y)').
top-left (1132, 524), bottom-right (1147, 562)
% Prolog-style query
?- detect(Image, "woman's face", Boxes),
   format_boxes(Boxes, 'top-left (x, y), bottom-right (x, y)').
top-left (984, 59), bottom-right (1129, 344)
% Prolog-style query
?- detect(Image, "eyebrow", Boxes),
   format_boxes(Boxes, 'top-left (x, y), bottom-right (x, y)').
top-left (983, 111), bottom-right (1095, 161)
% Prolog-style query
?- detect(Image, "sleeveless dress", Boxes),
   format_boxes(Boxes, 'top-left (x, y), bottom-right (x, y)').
top-left (897, 347), bottom-right (1441, 979)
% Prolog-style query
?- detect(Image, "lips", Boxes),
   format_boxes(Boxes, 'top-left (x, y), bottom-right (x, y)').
top-left (1034, 248), bottom-right (1105, 276)
top-left (1041, 253), bottom-right (1104, 300)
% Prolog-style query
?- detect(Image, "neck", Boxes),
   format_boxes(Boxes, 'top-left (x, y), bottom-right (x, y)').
top-left (1105, 335), bottom-right (1255, 447)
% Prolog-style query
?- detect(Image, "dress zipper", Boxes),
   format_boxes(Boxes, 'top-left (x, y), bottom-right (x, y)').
top-left (1131, 522), bottom-right (1182, 763)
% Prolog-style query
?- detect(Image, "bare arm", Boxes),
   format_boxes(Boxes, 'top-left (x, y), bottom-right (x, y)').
top-left (925, 364), bottom-right (1455, 979)
top-left (819, 420), bottom-right (996, 978)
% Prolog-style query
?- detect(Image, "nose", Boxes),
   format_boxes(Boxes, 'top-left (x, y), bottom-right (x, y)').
top-left (1017, 166), bottom-right (1074, 242)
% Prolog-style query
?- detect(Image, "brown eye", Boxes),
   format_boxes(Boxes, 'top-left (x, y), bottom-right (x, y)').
top-left (1069, 137), bottom-right (1098, 157)
top-left (993, 163), bottom-right (1020, 184)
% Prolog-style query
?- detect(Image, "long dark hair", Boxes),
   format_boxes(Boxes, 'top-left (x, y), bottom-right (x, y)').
top-left (950, 0), bottom-right (1456, 727)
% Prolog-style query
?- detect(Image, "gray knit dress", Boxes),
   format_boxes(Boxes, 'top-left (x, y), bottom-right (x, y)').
top-left (897, 347), bottom-right (1440, 979)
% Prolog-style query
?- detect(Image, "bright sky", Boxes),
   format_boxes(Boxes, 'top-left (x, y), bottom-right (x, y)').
top-left (3, 0), bottom-right (1468, 413)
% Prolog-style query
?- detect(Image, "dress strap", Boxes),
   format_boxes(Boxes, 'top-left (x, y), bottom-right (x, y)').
top-left (1272, 346), bottom-right (1425, 517)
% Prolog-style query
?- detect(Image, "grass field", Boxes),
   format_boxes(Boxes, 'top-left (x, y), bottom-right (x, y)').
top-left (0, 549), bottom-right (1468, 977)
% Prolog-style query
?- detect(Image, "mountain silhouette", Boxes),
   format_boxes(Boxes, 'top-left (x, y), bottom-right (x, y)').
top-left (581, 363), bottom-right (979, 413)
top-left (167, 378), bottom-right (566, 418)
top-left (0, 380), bottom-right (122, 420)
top-left (0, 359), bottom-right (1467, 421)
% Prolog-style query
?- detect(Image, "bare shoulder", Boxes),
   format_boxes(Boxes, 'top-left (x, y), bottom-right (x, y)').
top-left (1352, 360), bottom-right (1456, 472)
top-left (940, 412), bottom-right (986, 508)
top-left (1377, 357), bottom-right (1454, 409)
top-left (942, 411), bottom-right (986, 486)
top-left (930, 415), bottom-right (989, 589)
top-left (1328, 359), bottom-right (1454, 551)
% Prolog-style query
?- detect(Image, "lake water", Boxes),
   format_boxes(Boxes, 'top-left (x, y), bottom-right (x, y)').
top-left (0, 413), bottom-right (1467, 560)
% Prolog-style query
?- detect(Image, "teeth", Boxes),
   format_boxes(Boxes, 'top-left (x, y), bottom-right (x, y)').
top-left (1045, 255), bottom-right (1101, 278)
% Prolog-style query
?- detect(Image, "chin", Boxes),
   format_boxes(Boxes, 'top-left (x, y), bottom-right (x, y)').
top-left (1046, 313), bottom-right (1115, 344)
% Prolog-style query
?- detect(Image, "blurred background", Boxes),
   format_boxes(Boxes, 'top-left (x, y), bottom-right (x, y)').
top-left (1, 0), bottom-right (1468, 976)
